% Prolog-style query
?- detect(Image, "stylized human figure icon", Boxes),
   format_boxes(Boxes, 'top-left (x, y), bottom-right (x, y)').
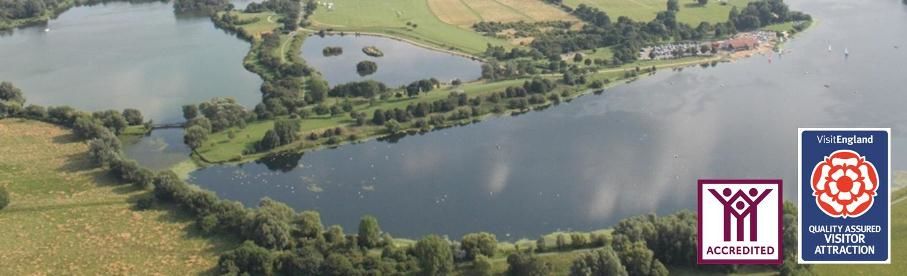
top-left (708, 188), bottom-right (772, 241)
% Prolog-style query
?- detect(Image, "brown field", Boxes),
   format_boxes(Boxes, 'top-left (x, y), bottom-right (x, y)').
top-left (429, 0), bottom-right (576, 27)
top-left (0, 119), bottom-right (234, 275)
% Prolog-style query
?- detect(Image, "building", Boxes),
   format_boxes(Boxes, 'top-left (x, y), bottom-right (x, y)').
top-left (725, 37), bottom-right (759, 51)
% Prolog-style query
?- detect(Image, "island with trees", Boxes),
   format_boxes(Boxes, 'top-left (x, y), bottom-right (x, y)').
top-left (322, 46), bottom-right (343, 56)
top-left (355, 60), bottom-right (377, 76)
top-left (362, 45), bottom-right (384, 57)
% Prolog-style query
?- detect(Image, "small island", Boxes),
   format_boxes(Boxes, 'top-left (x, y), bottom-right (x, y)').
top-left (362, 46), bottom-right (384, 57)
top-left (322, 46), bottom-right (343, 56)
top-left (356, 60), bottom-right (378, 76)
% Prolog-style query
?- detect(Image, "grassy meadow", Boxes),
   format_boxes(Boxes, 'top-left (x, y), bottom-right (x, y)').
top-left (427, 0), bottom-right (577, 27)
top-left (0, 119), bottom-right (234, 275)
top-left (563, 0), bottom-right (752, 24)
top-left (309, 0), bottom-right (510, 55)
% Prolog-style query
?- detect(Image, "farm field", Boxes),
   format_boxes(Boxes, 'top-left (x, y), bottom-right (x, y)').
top-left (309, 0), bottom-right (510, 55)
top-left (428, 0), bottom-right (577, 27)
top-left (562, 0), bottom-right (752, 24)
top-left (0, 119), bottom-right (234, 275)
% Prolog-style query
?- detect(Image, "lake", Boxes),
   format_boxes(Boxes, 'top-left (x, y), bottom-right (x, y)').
top-left (190, 0), bottom-right (907, 239)
top-left (300, 34), bottom-right (483, 87)
top-left (0, 1), bottom-right (262, 123)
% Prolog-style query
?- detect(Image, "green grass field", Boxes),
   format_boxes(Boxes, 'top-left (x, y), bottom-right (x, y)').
top-left (309, 0), bottom-right (509, 55)
top-left (0, 119), bottom-right (234, 275)
top-left (563, 0), bottom-right (752, 24)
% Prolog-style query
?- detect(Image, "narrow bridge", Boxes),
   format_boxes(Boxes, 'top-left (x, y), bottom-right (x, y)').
top-left (149, 122), bottom-right (185, 130)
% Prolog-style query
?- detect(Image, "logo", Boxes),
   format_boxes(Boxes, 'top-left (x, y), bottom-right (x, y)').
top-left (698, 179), bottom-right (782, 264)
top-left (810, 150), bottom-right (879, 218)
top-left (799, 128), bottom-right (890, 264)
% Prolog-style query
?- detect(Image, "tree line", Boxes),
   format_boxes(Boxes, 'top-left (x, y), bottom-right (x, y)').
top-left (507, 0), bottom-right (810, 66)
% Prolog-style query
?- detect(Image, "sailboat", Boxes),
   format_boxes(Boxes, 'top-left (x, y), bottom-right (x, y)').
top-left (844, 48), bottom-right (850, 58)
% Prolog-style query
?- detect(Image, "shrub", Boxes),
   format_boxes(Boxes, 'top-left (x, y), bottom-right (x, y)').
top-left (461, 232), bottom-right (497, 260)
top-left (0, 186), bottom-right (9, 210)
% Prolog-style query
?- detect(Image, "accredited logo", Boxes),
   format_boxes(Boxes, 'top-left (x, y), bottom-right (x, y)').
top-left (799, 128), bottom-right (890, 264)
top-left (698, 179), bottom-right (782, 264)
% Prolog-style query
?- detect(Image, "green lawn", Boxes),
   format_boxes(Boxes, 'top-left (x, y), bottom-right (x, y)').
top-left (309, 0), bottom-right (508, 55)
top-left (563, 0), bottom-right (752, 25)
top-left (235, 11), bottom-right (282, 38)
top-left (0, 119), bottom-right (234, 275)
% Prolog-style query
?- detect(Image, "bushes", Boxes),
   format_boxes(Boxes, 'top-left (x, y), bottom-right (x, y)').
top-left (218, 241), bottom-right (274, 275)
top-left (506, 252), bottom-right (551, 276)
top-left (460, 232), bottom-right (497, 260)
top-left (570, 247), bottom-right (627, 276)
top-left (328, 80), bottom-right (388, 98)
top-left (0, 186), bottom-right (9, 210)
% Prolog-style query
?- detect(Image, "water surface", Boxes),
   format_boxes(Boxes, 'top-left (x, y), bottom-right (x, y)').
top-left (0, 1), bottom-right (261, 123)
top-left (300, 34), bottom-right (482, 87)
top-left (192, 0), bottom-right (907, 240)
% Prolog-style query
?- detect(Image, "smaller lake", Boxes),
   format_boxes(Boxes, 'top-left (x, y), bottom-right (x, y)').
top-left (300, 34), bottom-right (482, 87)
top-left (123, 128), bottom-right (191, 171)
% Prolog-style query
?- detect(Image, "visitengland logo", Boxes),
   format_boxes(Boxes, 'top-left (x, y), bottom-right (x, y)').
top-left (698, 179), bottom-right (782, 264)
top-left (810, 150), bottom-right (879, 218)
top-left (799, 128), bottom-right (890, 264)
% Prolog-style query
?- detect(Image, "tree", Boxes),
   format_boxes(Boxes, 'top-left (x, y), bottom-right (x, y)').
top-left (357, 215), bottom-right (382, 248)
top-left (323, 253), bottom-right (356, 276)
top-left (461, 232), bottom-right (497, 260)
top-left (93, 110), bottom-right (129, 135)
top-left (614, 239), bottom-right (657, 276)
top-left (506, 252), bottom-right (551, 276)
top-left (246, 208), bottom-right (293, 249)
top-left (184, 125), bottom-right (208, 151)
top-left (122, 108), bottom-right (143, 126)
top-left (182, 104), bottom-right (199, 120)
top-left (569, 247), bottom-right (628, 276)
top-left (472, 255), bottom-right (494, 276)
top-left (698, 0), bottom-right (708, 5)
top-left (0, 186), bottom-right (9, 210)
top-left (384, 120), bottom-right (401, 133)
top-left (217, 241), bottom-right (274, 276)
top-left (0, 81), bottom-right (25, 104)
top-left (414, 235), bottom-right (453, 276)
top-left (258, 129), bottom-right (282, 151)
top-left (666, 0), bottom-right (679, 12)
top-left (272, 119), bottom-right (299, 145)
top-left (293, 211), bottom-right (323, 240)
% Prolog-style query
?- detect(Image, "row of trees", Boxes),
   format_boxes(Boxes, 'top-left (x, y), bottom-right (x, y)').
top-left (0, 0), bottom-right (66, 21)
top-left (173, 0), bottom-right (228, 14)
top-left (517, 0), bottom-right (809, 66)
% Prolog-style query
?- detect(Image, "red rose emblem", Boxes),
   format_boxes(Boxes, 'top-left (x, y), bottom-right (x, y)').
top-left (810, 150), bottom-right (879, 218)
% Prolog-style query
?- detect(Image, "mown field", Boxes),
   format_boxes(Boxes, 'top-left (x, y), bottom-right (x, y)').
top-left (309, 0), bottom-right (510, 55)
top-left (0, 119), bottom-right (234, 275)
top-left (428, 0), bottom-right (577, 27)
top-left (563, 0), bottom-right (752, 24)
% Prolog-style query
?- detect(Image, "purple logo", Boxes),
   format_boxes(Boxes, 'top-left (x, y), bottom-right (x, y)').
top-left (708, 187), bottom-right (772, 241)
top-left (698, 179), bottom-right (783, 264)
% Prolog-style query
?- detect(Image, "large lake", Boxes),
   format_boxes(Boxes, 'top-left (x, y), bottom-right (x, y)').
top-left (300, 34), bottom-right (483, 87)
top-left (191, 0), bottom-right (907, 239)
top-left (2, 0), bottom-right (904, 240)
top-left (0, 1), bottom-right (261, 123)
